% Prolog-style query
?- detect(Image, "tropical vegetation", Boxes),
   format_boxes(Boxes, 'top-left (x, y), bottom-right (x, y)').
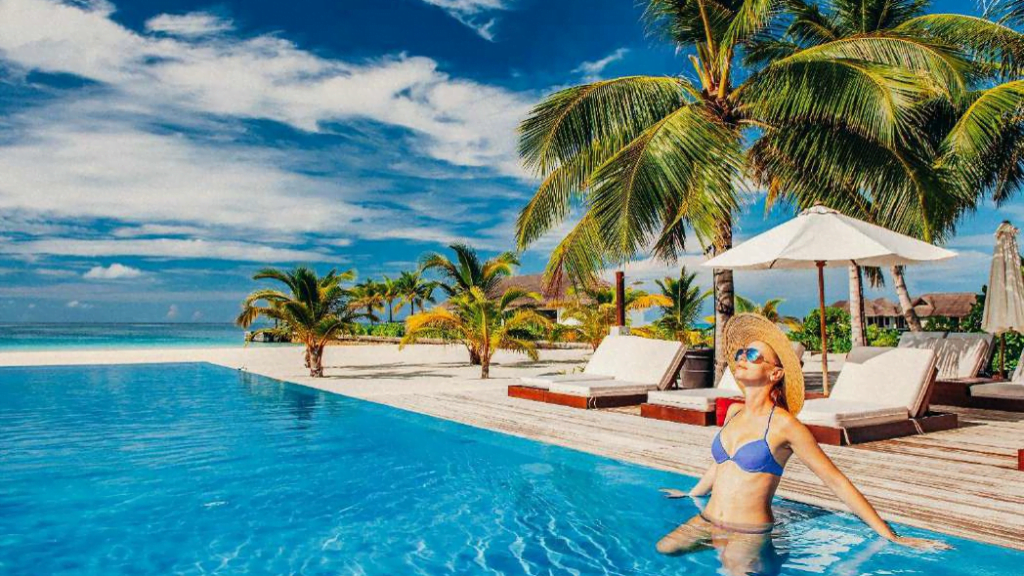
top-left (644, 267), bottom-right (710, 344)
top-left (735, 296), bottom-right (801, 330)
top-left (401, 286), bottom-right (553, 378)
top-left (553, 282), bottom-right (669, 349)
top-left (513, 0), bottom-right (1024, 375)
top-left (236, 267), bottom-right (367, 377)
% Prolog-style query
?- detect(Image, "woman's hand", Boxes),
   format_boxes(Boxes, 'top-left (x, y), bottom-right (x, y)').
top-left (889, 535), bottom-right (952, 551)
top-left (659, 488), bottom-right (688, 499)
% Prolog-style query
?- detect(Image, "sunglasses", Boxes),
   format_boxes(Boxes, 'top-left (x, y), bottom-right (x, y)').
top-left (734, 347), bottom-right (780, 367)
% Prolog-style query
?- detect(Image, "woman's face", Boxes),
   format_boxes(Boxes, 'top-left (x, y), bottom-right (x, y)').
top-left (734, 340), bottom-right (784, 386)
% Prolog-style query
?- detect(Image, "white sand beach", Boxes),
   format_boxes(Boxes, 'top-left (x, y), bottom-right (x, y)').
top-left (2, 344), bottom-right (1022, 551)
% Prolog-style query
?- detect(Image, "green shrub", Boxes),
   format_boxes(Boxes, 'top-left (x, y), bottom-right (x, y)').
top-left (789, 307), bottom-right (852, 353)
top-left (865, 325), bottom-right (900, 347)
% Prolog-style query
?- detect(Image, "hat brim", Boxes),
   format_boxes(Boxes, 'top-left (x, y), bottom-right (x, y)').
top-left (723, 313), bottom-right (805, 416)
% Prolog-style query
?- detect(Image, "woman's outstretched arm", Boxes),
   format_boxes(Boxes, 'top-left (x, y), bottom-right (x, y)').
top-left (784, 418), bottom-right (950, 550)
top-left (688, 462), bottom-right (717, 496)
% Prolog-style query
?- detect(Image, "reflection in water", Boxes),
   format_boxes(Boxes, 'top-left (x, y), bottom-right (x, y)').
top-left (236, 370), bottom-right (319, 427)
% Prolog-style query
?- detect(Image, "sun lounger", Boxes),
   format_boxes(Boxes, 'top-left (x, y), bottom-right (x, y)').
top-left (640, 343), bottom-right (807, 426)
top-left (799, 347), bottom-right (958, 445)
top-left (908, 332), bottom-right (1009, 409)
top-left (950, 347), bottom-right (1024, 412)
top-left (509, 336), bottom-right (687, 409)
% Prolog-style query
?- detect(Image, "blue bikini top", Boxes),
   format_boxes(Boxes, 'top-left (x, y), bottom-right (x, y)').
top-left (711, 405), bottom-right (785, 476)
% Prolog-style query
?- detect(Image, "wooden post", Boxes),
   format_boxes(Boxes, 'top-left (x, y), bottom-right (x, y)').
top-left (817, 262), bottom-right (830, 396)
top-left (615, 271), bottom-right (626, 327)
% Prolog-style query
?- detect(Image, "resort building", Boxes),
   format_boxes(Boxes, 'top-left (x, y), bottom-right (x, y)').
top-left (831, 292), bottom-right (977, 330)
top-left (490, 273), bottom-right (610, 325)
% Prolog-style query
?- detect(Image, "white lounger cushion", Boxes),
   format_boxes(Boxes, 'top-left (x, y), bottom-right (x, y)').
top-left (798, 398), bottom-right (909, 428)
top-left (830, 346), bottom-right (936, 418)
top-left (936, 334), bottom-right (993, 379)
top-left (521, 335), bottom-right (685, 392)
top-left (970, 383), bottom-right (1024, 400)
top-left (647, 388), bottom-right (740, 411)
top-left (897, 332), bottom-right (946, 350)
top-left (518, 374), bottom-right (606, 389)
top-left (548, 380), bottom-right (658, 398)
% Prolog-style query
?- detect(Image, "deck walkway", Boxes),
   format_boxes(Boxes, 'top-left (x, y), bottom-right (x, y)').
top-left (1, 345), bottom-right (1021, 550)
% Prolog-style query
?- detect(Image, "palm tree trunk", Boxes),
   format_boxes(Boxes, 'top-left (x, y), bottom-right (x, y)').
top-left (849, 265), bottom-right (866, 347)
top-left (481, 356), bottom-right (490, 379)
top-left (308, 344), bottom-right (324, 377)
top-left (891, 265), bottom-right (923, 332)
top-left (388, 301), bottom-right (394, 323)
top-left (304, 346), bottom-right (311, 369)
top-left (468, 345), bottom-right (482, 365)
top-left (712, 219), bottom-right (735, 382)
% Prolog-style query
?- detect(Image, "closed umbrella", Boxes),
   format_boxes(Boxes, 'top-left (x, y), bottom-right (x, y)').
top-left (704, 205), bottom-right (956, 395)
top-left (981, 221), bottom-right (1024, 377)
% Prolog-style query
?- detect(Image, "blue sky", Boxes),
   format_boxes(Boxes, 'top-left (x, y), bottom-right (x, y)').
top-left (0, 0), bottom-right (1016, 323)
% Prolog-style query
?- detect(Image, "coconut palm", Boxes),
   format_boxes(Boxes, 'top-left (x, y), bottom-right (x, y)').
top-left (735, 296), bottom-right (802, 330)
top-left (515, 0), bottom-right (977, 374)
top-left (745, 0), bottom-right (1024, 334)
top-left (554, 283), bottom-right (669, 350)
top-left (380, 276), bottom-right (401, 323)
top-left (652, 267), bottom-right (709, 342)
top-left (349, 279), bottom-right (384, 321)
top-left (401, 287), bottom-right (552, 379)
top-left (420, 243), bottom-right (519, 298)
top-left (236, 267), bottom-right (361, 377)
top-left (396, 270), bottom-right (438, 315)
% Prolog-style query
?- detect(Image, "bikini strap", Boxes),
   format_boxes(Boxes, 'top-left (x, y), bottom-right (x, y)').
top-left (764, 405), bottom-right (776, 440)
top-left (722, 406), bottom-right (743, 429)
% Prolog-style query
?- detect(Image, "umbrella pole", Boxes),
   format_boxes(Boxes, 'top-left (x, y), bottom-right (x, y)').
top-left (817, 262), bottom-right (830, 396)
top-left (1001, 334), bottom-right (1006, 379)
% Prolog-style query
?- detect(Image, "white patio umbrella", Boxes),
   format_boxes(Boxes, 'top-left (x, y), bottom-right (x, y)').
top-left (981, 221), bottom-right (1024, 377)
top-left (703, 205), bottom-right (957, 395)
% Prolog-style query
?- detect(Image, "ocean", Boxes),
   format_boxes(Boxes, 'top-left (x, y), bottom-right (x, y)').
top-left (0, 323), bottom-right (283, 351)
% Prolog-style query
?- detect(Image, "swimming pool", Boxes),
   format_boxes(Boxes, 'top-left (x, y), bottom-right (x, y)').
top-left (0, 363), bottom-right (1019, 575)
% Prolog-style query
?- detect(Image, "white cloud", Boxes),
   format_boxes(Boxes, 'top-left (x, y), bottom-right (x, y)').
top-left (191, 310), bottom-right (203, 321)
top-left (65, 299), bottom-right (92, 309)
top-left (27, 303), bottom-right (36, 309)
top-left (418, 0), bottom-right (512, 41)
top-left (145, 13), bottom-right (233, 37)
top-left (2, 239), bottom-right (333, 262)
top-left (573, 48), bottom-right (629, 82)
top-left (35, 268), bottom-right (79, 277)
top-left (166, 303), bottom-right (179, 319)
top-left (83, 263), bottom-right (144, 280)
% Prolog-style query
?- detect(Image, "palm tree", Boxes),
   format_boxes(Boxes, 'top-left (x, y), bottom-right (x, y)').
top-left (554, 283), bottom-right (668, 350)
top-left (652, 267), bottom-right (709, 342)
top-left (396, 270), bottom-right (438, 315)
top-left (380, 276), bottom-right (401, 323)
top-left (236, 267), bottom-right (361, 377)
top-left (735, 296), bottom-right (802, 330)
top-left (349, 279), bottom-right (384, 322)
top-left (419, 244), bottom-right (521, 364)
top-left (745, 0), bottom-right (1024, 334)
top-left (515, 0), bottom-right (968, 375)
top-left (420, 243), bottom-right (519, 298)
top-left (401, 287), bottom-right (552, 379)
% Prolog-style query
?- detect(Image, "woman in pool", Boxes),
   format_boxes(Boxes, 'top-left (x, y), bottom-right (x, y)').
top-left (656, 314), bottom-right (948, 569)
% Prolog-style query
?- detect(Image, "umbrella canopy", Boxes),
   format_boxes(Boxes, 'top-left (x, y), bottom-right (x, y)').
top-left (705, 206), bottom-right (957, 270)
top-left (704, 205), bottom-right (956, 395)
top-left (982, 222), bottom-right (1024, 336)
top-left (981, 222), bottom-right (1024, 377)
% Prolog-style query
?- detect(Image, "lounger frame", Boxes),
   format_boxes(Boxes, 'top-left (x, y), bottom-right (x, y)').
top-left (931, 378), bottom-right (1024, 412)
top-left (806, 412), bottom-right (959, 446)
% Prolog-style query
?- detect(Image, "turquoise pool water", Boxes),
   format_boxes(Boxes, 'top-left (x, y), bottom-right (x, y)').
top-left (0, 363), bottom-right (1019, 575)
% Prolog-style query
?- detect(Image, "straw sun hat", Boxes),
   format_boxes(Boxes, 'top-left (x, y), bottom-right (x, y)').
top-left (724, 313), bottom-right (805, 416)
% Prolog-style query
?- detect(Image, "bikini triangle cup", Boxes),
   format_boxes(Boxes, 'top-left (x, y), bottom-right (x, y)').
top-left (711, 405), bottom-right (785, 476)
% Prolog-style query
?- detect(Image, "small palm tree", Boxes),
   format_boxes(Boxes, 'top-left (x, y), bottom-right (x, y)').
top-left (554, 283), bottom-right (668, 350)
top-left (735, 296), bottom-right (802, 331)
top-left (420, 243), bottom-right (518, 298)
top-left (396, 270), bottom-right (438, 315)
top-left (380, 276), bottom-right (401, 323)
top-left (419, 244), bottom-right (520, 364)
top-left (349, 279), bottom-right (384, 322)
top-left (236, 267), bottom-right (361, 377)
top-left (652, 267), bottom-right (709, 343)
top-left (401, 287), bottom-right (552, 379)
